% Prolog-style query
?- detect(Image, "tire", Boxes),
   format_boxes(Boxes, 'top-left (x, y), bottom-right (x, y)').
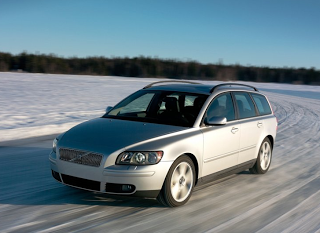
top-left (250, 137), bottom-right (273, 174)
top-left (157, 155), bottom-right (196, 207)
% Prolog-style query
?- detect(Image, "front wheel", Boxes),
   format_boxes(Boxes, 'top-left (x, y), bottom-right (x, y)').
top-left (157, 155), bottom-right (195, 207)
top-left (250, 138), bottom-right (273, 174)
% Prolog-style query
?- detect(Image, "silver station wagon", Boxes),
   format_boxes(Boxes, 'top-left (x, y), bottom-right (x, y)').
top-left (50, 81), bottom-right (277, 207)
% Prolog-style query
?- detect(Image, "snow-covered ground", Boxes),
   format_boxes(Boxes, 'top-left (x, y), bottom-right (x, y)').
top-left (1, 72), bottom-right (320, 232)
top-left (1, 72), bottom-right (319, 142)
top-left (0, 73), bottom-right (159, 141)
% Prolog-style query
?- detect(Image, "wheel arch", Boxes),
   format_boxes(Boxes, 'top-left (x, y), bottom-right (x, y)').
top-left (183, 153), bottom-right (199, 185)
top-left (266, 135), bottom-right (274, 149)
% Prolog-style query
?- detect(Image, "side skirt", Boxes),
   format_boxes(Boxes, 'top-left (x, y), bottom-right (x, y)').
top-left (197, 159), bottom-right (256, 186)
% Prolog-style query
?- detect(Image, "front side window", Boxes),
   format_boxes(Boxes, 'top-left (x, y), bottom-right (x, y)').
top-left (234, 92), bottom-right (256, 119)
top-left (251, 93), bottom-right (272, 115)
top-left (205, 93), bottom-right (235, 122)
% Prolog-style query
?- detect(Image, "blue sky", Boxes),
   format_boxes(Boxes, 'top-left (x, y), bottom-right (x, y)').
top-left (0, 0), bottom-right (319, 69)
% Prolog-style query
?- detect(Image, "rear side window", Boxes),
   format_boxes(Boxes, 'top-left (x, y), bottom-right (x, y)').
top-left (251, 93), bottom-right (272, 115)
top-left (234, 92), bottom-right (256, 119)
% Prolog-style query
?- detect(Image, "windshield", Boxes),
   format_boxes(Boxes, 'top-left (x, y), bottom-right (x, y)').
top-left (103, 90), bottom-right (208, 127)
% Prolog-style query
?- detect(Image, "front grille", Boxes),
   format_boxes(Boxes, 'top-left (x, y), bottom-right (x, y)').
top-left (59, 148), bottom-right (103, 167)
top-left (61, 174), bottom-right (101, 191)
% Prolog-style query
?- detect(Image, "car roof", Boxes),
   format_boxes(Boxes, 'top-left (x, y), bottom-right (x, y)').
top-left (146, 84), bottom-right (213, 95)
top-left (144, 82), bottom-right (259, 95)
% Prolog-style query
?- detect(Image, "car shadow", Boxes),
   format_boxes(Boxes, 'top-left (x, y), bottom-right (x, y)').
top-left (238, 170), bottom-right (252, 175)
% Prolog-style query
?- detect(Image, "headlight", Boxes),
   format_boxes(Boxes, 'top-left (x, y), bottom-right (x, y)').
top-left (53, 138), bottom-right (58, 153)
top-left (116, 151), bottom-right (163, 165)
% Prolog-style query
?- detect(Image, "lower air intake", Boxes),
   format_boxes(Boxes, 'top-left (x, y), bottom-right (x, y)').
top-left (61, 174), bottom-right (100, 191)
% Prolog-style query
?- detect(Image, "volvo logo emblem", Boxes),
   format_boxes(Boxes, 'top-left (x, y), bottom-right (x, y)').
top-left (70, 152), bottom-right (90, 162)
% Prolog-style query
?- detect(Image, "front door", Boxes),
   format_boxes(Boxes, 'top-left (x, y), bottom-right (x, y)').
top-left (201, 92), bottom-right (240, 177)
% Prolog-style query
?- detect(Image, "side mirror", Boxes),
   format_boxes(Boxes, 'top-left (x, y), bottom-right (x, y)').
top-left (106, 106), bottom-right (113, 113)
top-left (205, 116), bottom-right (227, 126)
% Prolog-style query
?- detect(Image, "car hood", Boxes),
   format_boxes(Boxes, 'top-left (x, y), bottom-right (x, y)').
top-left (58, 118), bottom-right (187, 155)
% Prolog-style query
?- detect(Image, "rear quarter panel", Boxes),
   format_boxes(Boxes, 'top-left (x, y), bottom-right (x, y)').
top-left (253, 114), bottom-right (277, 159)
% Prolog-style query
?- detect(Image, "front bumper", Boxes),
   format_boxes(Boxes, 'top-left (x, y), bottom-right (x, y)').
top-left (49, 151), bottom-right (173, 198)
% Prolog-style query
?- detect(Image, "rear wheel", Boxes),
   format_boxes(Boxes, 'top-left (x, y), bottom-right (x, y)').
top-left (157, 155), bottom-right (195, 207)
top-left (250, 138), bottom-right (272, 174)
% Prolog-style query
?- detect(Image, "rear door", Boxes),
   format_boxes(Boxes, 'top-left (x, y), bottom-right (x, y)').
top-left (233, 92), bottom-right (262, 165)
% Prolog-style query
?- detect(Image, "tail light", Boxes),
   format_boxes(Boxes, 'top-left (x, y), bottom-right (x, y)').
top-left (265, 96), bottom-right (277, 131)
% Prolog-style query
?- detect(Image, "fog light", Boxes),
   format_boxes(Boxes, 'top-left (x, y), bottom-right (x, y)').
top-left (122, 185), bottom-right (133, 192)
top-left (106, 183), bottom-right (136, 193)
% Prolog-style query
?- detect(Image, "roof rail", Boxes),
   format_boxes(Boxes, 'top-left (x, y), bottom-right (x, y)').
top-left (143, 80), bottom-right (201, 89)
top-left (210, 83), bottom-right (258, 93)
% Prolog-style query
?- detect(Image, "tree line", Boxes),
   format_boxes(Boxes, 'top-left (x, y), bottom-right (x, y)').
top-left (0, 51), bottom-right (319, 84)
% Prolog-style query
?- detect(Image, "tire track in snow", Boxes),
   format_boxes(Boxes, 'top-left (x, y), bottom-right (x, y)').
top-left (0, 81), bottom-right (320, 232)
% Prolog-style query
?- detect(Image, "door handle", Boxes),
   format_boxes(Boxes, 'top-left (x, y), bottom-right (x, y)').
top-left (257, 122), bottom-right (263, 128)
top-left (231, 127), bottom-right (239, 134)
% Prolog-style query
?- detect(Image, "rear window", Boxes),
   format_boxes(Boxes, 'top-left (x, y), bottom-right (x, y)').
top-left (251, 93), bottom-right (272, 115)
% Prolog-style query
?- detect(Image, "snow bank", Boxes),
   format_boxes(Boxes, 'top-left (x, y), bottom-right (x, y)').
top-left (0, 72), bottom-right (319, 141)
